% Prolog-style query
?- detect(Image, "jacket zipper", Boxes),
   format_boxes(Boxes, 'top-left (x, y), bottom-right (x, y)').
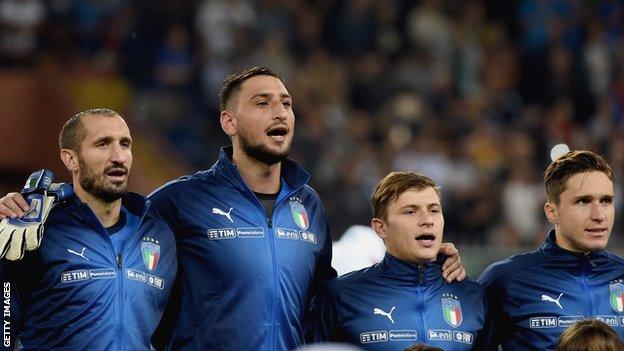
top-left (263, 194), bottom-right (298, 350)
top-left (417, 265), bottom-right (426, 342)
top-left (267, 213), bottom-right (278, 350)
top-left (245, 177), bottom-right (303, 350)
top-left (117, 252), bottom-right (124, 351)
top-left (581, 255), bottom-right (594, 317)
top-left (80, 200), bottom-right (149, 351)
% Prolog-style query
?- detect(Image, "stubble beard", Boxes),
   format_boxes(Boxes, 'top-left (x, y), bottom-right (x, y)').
top-left (238, 131), bottom-right (290, 166)
top-left (78, 157), bottom-right (128, 203)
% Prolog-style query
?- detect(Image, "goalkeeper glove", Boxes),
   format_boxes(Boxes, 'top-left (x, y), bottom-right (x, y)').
top-left (0, 170), bottom-right (73, 260)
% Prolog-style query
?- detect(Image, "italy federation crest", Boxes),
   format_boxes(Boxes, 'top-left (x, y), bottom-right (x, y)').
top-left (442, 294), bottom-right (463, 327)
top-left (141, 237), bottom-right (160, 271)
top-left (289, 198), bottom-right (309, 230)
top-left (610, 283), bottom-right (624, 313)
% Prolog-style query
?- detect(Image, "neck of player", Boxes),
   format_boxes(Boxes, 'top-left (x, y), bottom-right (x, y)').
top-left (75, 186), bottom-right (122, 227)
top-left (232, 148), bottom-right (281, 194)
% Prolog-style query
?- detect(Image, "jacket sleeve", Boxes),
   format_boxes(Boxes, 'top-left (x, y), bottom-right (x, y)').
top-left (147, 186), bottom-right (182, 350)
top-left (305, 209), bottom-right (337, 342)
top-left (147, 184), bottom-right (181, 234)
top-left (308, 279), bottom-right (342, 343)
top-left (472, 289), bottom-right (492, 351)
top-left (150, 273), bottom-right (181, 350)
top-left (312, 214), bottom-right (338, 291)
top-left (477, 271), bottom-right (509, 350)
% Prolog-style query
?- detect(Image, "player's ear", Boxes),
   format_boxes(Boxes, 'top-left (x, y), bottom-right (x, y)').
top-left (60, 149), bottom-right (79, 173)
top-left (371, 218), bottom-right (388, 240)
top-left (220, 110), bottom-right (237, 137)
top-left (544, 202), bottom-right (558, 225)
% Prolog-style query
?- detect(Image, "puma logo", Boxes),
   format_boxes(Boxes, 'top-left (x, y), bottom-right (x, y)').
top-left (23, 198), bottom-right (42, 219)
top-left (212, 207), bottom-right (233, 223)
top-left (541, 293), bottom-right (563, 309)
top-left (67, 247), bottom-right (90, 261)
top-left (373, 306), bottom-right (396, 324)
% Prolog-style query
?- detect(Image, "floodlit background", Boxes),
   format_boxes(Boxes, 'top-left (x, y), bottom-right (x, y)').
top-left (1, 0), bottom-right (623, 275)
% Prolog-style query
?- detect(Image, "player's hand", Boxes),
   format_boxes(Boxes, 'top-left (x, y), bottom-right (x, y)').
top-left (0, 192), bottom-right (30, 219)
top-left (0, 170), bottom-right (73, 261)
top-left (440, 242), bottom-right (466, 283)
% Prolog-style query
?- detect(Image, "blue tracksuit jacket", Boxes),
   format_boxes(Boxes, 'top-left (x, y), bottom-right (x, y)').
top-left (478, 230), bottom-right (624, 350)
top-left (312, 253), bottom-right (487, 350)
top-left (5, 191), bottom-right (177, 351)
top-left (149, 146), bottom-right (336, 350)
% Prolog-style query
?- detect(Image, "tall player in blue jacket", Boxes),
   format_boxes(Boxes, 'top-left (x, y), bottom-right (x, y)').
top-left (311, 172), bottom-right (486, 350)
top-left (0, 109), bottom-right (177, 350)
top-left (479, 150), bottom-right (624, 350)
top-left (147, 67), bottom-right (337, 350)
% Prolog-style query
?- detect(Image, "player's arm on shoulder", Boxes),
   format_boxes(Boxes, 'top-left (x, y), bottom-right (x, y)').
top-left (0, 192), bottom-right (30, 220)
top-left (439, 242), bottom-right (466, 283)
top-left (0, 170), bottom-right (73, 260)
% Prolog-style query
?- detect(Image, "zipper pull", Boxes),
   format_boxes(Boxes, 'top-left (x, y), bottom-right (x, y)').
top-left (116, 253), bottom-right (122, 269)
top-left (267, 217), bottom-right (272, 228)
top-left (419, 265), bottom-right (425, 284)
top-left (586, 254), bottom-right (596, 268)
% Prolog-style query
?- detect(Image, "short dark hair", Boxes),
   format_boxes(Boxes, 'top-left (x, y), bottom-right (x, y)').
top-left (58, 108), bottom-right (121, 151)
top-left (371, 171), bottom-right (441, 221)
top-left (556, 319), bottom-right (624, 351)
top-left (218, 66), bottom-right (284, 112)
top-left (544, 150), bottom-right (615, 204)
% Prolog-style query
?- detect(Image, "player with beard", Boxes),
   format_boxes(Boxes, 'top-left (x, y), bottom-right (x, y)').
top-left (145, 66), bottom-right (337, 350)
top-left (0, 67), bottom-right (465, 350)
top-left (0, 109), bottom-right (177, 350)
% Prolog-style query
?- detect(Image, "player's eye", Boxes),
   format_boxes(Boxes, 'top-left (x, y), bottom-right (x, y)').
top-left (601, 198), bottom-right (613, 205)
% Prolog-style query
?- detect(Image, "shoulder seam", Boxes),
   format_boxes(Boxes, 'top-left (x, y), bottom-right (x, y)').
top-left (481, 250), bottom-right (546, 283)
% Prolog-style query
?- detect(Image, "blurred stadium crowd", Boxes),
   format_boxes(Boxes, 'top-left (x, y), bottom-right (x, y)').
top-left (2, 0), bottom-right (624, 259)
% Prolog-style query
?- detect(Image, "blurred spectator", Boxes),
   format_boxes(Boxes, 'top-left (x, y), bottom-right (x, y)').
top-left (406, 0), bottom-right (453, 72)
top-left (154, 23), bottom-right (195, 91)
top-left (194, 0), bottom-right (255, 60)
top-left (584, 20), bottom-right (612, 99)
top-left (323, 0), bottom-right (377, 57)
top-left (74, 0), bottom-right (124, 54)
top-left (0, 0), bottom-right (45, 65)
top-left (501, 162), bottom-right (544, 248)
